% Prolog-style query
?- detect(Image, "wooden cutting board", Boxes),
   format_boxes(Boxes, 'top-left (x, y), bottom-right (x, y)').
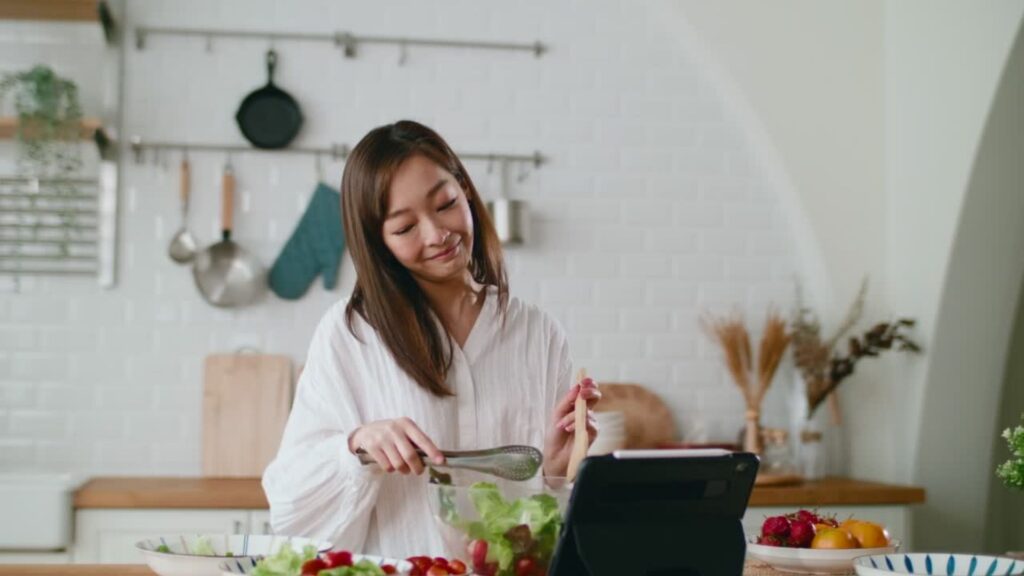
top-left (202, 354), bottom-right (293, 477)
top-left (593, 383), bottom-right (677, 448)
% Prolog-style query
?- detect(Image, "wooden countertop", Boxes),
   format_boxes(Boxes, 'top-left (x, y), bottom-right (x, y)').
top-left (73, 476), bottom-right (925, 510)
top-left (0, 563), bottom-right (791, 576)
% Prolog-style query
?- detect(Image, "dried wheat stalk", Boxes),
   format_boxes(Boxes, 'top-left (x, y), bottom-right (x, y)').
top-left (702, 309), bottom-right (791, 453)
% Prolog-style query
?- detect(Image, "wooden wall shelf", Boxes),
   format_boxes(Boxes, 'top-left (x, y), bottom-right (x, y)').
top-left (0, 0), bottom-right (116, 44)
top-left (0, 0), bottom-right (98, 22)
top-left (0, 116), bottom-right (103, 140)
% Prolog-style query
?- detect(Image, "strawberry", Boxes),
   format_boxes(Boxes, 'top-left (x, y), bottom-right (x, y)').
top-left (795, 509), bottom-right (821, 524)
top-left (761, 515), bottom-right (791, 539)
top-left (789, 519), bottom-right (816, 548)
top-left (757, 535), bottom-right (786, 547)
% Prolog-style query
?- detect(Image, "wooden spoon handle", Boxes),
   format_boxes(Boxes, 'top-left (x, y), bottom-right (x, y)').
top-left (566, 368), bottom-right (589, 481)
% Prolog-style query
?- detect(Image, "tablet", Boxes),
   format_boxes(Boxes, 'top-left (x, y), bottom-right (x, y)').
top-left (549, 450), bottom-right (759, 576)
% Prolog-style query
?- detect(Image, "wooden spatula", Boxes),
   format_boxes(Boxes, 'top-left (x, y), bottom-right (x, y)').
top-left (566, 368), bottom-right (589, 481)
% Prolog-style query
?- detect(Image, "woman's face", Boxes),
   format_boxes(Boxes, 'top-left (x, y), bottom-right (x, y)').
top-left (382, 154), bottom-right (475, 283)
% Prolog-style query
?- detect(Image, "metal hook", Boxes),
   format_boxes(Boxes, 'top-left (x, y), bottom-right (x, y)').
top-left (315, 153), bottom-right (325, 183)
top-left (487, 155), bottom-right (495, 174)
top-left (398, 41), bottom-right (408, 66)
top-left (205, 34), bottom-right (214, 53)
top-left (517, 162), bottom-right (529, 183)
top-left (135, 29), bottom-right (146, 50)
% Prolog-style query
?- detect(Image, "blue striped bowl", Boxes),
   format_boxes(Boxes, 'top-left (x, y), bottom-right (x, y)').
top-left (135, 534), bottom-right (332, 576)
top-left (855, 554), bottom-right (1024, 576)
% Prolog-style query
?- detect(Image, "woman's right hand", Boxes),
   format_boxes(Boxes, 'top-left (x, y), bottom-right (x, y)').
top-left (347, 418), bottom-right (445, 475)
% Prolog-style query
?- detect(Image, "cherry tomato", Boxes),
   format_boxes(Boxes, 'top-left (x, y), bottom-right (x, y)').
top-left (515, 556), bottom-right (537, 576)
top-left (407, 556), bottom-right (433, 573)
top-left (323, 550), bottom-right (353, 568)
top-left (426, 566), bottom-right (449, 576)
top-left (432, 557), bottom-right (449, 570)
top-left (300, 558), bottom-right (327, 576)
top-left (381, 565), bottom-right (397, 575)
top-left (468, 539), bottom-right (488, 569)
top-left (447, 559), bottom-right (468, 575)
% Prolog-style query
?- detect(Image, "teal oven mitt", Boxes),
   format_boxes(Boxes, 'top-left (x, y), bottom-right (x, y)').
top-left (269, 183), bottom-right (345, 300)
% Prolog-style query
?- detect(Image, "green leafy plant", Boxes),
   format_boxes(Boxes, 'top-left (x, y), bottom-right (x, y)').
top-left (996, 414), bottom-right (1024, 490)
top-left (0, 65), bottom-right (85, 258)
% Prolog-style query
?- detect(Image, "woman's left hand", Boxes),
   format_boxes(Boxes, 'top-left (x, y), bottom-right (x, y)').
top-left (543, 377), bottom-right (601, 478)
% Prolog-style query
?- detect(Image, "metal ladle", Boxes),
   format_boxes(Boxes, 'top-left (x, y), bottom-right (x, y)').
top-left (356, 445), bottom-right (542, 481)
top-left (168, 156), bottom-right (198, 264)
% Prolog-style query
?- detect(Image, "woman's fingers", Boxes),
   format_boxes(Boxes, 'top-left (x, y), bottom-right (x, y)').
top-left (394, 435), bottom-right (426, 475)
top-left (566, 411), bottom-right (598, 434)
top-left (382, 444), bottom-right (409, 474)
top-left (366, 446), bottom-right (391, 472)
top-left (551, 384), bottom-right (580, 423)
top-left (402, 419), bottom-right (445, 466)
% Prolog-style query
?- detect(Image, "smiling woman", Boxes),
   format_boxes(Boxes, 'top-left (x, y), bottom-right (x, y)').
top-left (261, 120), bottom-right (601, 561)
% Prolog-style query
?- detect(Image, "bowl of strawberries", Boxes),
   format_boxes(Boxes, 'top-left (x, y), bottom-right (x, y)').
top-left (746, 509), bottom-right (901, 574)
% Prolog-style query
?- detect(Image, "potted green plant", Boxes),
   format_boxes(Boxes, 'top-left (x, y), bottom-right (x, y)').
top-left (0, 64), bottom-right (85, 257)
top-left (996, 414), bottom-right (1023, 490)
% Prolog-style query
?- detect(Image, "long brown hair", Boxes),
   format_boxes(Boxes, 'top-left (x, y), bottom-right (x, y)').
top-left (341, 120), bottom-right (509, 397)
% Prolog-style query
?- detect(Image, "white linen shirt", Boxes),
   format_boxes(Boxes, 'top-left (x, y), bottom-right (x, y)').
top-left (262, 288), bottom-right (573, 559)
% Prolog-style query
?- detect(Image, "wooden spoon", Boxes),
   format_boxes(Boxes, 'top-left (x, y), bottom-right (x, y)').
top-left (566, 368), bottom-right (589, 481)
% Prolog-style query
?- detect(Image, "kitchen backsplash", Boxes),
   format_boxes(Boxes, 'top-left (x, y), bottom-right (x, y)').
top-left (0, 0), bottom-right (799, 475)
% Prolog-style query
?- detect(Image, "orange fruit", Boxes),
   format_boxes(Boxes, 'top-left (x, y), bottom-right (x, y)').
top-left (843, 521), bottom-right (891, 548)
top-left (811, 528), bottom-right (859, 549)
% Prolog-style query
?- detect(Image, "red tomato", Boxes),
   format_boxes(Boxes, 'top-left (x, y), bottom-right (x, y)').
top-left (322, 550), bottom-right (353, 568)
top-left (381, 565), bottom-right (397, 575)
top-left (515, 556), bottom-right (537, 576)
top-left (432, 557), bottom-right (449, 570)
top-left (300, 558), bottom-right (327, 575)
top-left (468, 539), bottom-right (488, 569)
top-left (426, 566), bottom-right (449, 576)
top-left (447, 559), bottom-right (468, 575)
top-left (407, 556), bottom-right (433, 573)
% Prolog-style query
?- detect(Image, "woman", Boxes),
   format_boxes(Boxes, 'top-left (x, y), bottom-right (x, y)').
top-left (262, 120), bottom-right (599, 559)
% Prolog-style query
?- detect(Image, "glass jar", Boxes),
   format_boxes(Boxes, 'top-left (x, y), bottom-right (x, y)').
top-left (760, 428), bottom-right (796, 475)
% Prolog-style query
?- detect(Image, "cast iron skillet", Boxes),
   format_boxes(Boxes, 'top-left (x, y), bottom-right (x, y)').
top-left (235, 50), bottom-right (303, 149)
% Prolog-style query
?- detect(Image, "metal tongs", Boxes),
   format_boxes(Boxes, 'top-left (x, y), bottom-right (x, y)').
top-left (356, 444), bottom-right (542, 481)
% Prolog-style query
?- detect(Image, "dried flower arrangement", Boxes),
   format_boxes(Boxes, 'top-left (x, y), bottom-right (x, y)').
top-left (701, 308), bottom-right (792, 453)
top-left (791, 278), bottom-right (922, 420)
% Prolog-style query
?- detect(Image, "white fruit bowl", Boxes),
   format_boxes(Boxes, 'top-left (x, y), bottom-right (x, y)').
top-left (747, 538), bottom-right (901, 574)
top-left (854, 553), bottom-right (1024, 576)
top-left (135, 534), bottom-right (332, 576)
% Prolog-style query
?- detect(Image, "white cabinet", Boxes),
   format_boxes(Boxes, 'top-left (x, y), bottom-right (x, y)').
top-left (249, 510), bottom-right (274, 535)
top-left (744, 505), bottom-right (913, 550)
top-left (72, 509), bottom-right (267, 564)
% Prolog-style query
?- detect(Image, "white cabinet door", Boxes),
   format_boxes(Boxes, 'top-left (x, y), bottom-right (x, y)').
top-left (744, 505), bottom-right (912, 550)
top-left (248, 510), bottom-right (273, 535)
top-left (73, 509), bottom-right (249, 564)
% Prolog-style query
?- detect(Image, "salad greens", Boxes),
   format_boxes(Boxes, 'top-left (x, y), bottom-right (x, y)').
top-left (251, 545), bottom-right (387, 576)
top-left (192, 535), bottom-right (216, 556)
top-left (450, 482), bottom-right (562, 573)
top-left (251, 545), bottom-right (317, 576)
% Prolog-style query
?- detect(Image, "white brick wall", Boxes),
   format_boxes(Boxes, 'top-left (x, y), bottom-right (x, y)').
top-left (0, 0), bottom-right (800, 476)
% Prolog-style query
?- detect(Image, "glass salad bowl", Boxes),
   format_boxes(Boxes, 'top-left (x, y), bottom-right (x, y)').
top-left (426, 470), bottom-right (571, 576)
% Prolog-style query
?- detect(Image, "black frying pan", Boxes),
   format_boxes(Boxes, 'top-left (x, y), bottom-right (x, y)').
top-left (235, 50), bottom-right (303, 149)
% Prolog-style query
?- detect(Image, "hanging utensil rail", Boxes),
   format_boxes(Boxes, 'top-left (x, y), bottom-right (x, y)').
top-left (129, 137), bottom-right (546, 168)
top-left (134, 26), bottom-right (546, 58)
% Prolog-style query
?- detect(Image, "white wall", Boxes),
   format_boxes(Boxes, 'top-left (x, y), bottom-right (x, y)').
top-left (0, 0), bottom-right (800, 476)
top-left (893, 4), bottom-right (1024, 550)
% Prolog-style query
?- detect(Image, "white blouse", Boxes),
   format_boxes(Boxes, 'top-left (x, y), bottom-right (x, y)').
top-left (262, 287), bottom-right (573, 559)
